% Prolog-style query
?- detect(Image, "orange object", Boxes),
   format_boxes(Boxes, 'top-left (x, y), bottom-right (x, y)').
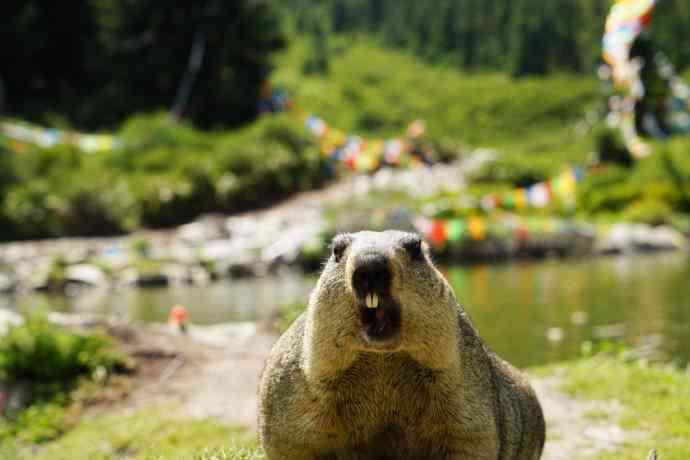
top-left (169, 305), bottom-right (189, 325)
top-left (429, 220), bottom-right (448, 246)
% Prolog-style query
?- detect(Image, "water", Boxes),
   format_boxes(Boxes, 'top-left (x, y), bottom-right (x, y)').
top-left (3, 253), bottom-right (689, 367)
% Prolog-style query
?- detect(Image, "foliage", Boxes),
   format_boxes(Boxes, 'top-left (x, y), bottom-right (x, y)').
top-left (0, 311), bottom-right (126, 388)
top-left (578, 139), bottom-right (690, 217)
top-left (275, 302), bottom-right (306, 334)
top-left (0, 312), bottom-right (131, 445)
top-left (3, 1), bottom-right (285, 129)
top-left (1, 39), bottom-right (689, 240)
top-left (0, 401), bottom-right (72, 444)
top-left (0, 113), bottom-right (329, 239)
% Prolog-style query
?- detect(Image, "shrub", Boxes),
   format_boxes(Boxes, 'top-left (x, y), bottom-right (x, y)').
top-left (0, 312), bottom-right (127, 387)
top-left (622, 199), bottom-right (675, 225)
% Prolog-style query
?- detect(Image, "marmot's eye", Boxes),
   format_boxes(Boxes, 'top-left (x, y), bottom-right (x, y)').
top-left (331, 234), bottom-right (351, 263)
top-left (403, 236), bottom-right (423, 261)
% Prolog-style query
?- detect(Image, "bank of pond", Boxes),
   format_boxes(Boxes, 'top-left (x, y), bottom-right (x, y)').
top-left (3, 251), bottom-right (689, 369)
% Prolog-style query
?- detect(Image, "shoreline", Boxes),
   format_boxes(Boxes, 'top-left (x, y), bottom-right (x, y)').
top-left (0, 215), bottom-right (687, 297)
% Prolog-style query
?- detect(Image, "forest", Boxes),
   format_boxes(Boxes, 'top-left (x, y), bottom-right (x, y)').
top-left (282, 0), bottom-right (690, 76)
top-left (4, 0), bottom-right (690, 129)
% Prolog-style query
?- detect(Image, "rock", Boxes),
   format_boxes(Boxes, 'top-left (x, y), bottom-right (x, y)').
top-left (47, 311), bottom-right (108, 328)
top-left (0, 273), bottom-right (17, 294)
top-left (117, 267), bottom-right (140, 287)
top-left (116, 268), bottom-right (169, 288)
top-left (100, 245), bottom-right (129, 269)
top-left (0, 308), bottom-right (23, 335)
top-left (0, 381), bottom-right (31, 413)
top-left (597, 223), bottom-right (687, 254)
top-left (200, 239), bottom-right (247, 262)
top-left (178, 218), bottom-right (225, 245)
top-left (162, 263), bottom-right (191, 285)
top-left (66, 264), bottom-right (108, 287)
top-left (136, 273), bottom-right (169, 288)
top-left (189, 322), bottom-right (258, 347)
top-left (189, 265), bottom-right (212, 285)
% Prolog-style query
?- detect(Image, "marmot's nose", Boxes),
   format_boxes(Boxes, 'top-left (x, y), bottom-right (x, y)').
top-left (351, 252), bottom-right (391, 296)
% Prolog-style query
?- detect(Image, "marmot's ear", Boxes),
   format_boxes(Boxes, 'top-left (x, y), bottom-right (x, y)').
top-left (402, 235), bottom-right (424, 261)
top-left (331, 234), bottom-right (352, 263)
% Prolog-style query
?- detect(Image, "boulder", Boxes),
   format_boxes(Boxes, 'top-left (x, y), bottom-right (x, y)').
top-left (66, 264), bottom-right (108, 287)
top-left (597, 223), bottom-right (687, 254)
top-left (0, 308), bottom-right (23, 335)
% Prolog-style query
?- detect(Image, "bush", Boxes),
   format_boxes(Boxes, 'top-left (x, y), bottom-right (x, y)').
top-left (0, 312), bottom-right (126, 387)
top-left (622, 199), bottom-right (675, 225)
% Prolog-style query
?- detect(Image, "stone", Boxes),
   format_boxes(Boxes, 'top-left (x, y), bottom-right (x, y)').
top-left (0, 273), bottom-right (16, 294)
top-left (66, 264), bottom-right (108, 287)
top-left (598, 223), bottom-right (688, 253)
top-left (0, 308), bottom-right (23, 335)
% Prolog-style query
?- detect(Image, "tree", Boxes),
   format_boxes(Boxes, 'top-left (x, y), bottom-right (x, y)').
top-left (3, 0), bottom-right (286, 129)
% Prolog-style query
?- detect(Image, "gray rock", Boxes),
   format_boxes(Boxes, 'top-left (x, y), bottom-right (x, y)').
top-left (162, 263), bottom-right (191, 285)
top-left (178, 219), bottom-right (224, 245)
top-left (66, 264), bottom-right (108, 287)
top-left (0, 308), bottom-right (23, 335)
top-left (597, 223), bottom-right (687, 254)
top-left (0, 272), bottom-right (16, 294)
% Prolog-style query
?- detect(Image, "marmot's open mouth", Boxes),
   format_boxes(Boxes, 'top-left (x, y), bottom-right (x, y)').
top-left (359, 291), bottom-right (401, 343)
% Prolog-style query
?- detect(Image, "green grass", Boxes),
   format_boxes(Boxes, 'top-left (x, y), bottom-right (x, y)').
top-left (0, 409), bottom-right (262, 460)
top-left (273, 37), bottom-right (600, 169)
top-left (274, 301), bottom-right (306, 334)
top-left (539, 356), bottom-right (690, 460)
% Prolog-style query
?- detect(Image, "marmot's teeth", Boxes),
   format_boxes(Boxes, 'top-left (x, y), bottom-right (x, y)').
top-left (365, 292), bottom-right (379, 309)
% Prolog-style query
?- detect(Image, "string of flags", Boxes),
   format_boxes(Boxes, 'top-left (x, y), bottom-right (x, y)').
top-left (0, 120), bottom-right (122, 153)
top-left (476, 167), bottom-right (584, 213)
top-left (257, 83), bottom-right (434, 173)
top-left (601, 0), bottom-right (690, 157)
top-left (412, 213), bottom-right (593, 247)
top-left (406, 166), bottom-right (586, 246)
top-left (302, 113), bottom-right (432, 172)
top-left (602, 0), bottom-right (657, 88)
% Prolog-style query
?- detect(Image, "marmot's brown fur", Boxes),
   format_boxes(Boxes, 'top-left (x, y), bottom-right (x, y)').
top-left (259, 231), bottom-right (545, 459)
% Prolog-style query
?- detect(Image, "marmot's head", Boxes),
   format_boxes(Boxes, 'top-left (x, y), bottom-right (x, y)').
top-left (307, 231), bottom-right (459, 358)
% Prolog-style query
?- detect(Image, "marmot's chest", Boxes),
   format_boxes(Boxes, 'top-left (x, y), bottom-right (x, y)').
top-left (317, 354), bottom-right (461, 434)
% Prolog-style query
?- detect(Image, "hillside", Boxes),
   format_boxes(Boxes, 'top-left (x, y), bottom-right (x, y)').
top-left (1, 39), bottom-right (689, 241)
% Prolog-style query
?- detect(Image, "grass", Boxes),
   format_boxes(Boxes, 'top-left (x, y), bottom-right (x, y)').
top-left (538, 356), bottom-right (690, 460)
top-left (0, 409), bottom-right (262, 460)
top-left (273, 37), bottom-right (600, 168)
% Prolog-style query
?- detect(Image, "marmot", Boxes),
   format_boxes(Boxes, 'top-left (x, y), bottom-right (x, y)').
top-left (259, 231), bottom-right (545, 459)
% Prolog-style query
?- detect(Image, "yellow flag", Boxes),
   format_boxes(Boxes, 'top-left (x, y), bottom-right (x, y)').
top-left (468, 216), bottom-right (486, 240)
top-left (514, 188), bottom-right (528, 209)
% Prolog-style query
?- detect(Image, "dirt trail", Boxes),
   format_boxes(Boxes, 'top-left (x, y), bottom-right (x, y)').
top-left (111, 322), bottom-right (634, 459)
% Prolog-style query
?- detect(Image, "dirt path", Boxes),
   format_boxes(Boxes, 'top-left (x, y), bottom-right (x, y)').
top-left (109, 321), bottom-right (634, 459)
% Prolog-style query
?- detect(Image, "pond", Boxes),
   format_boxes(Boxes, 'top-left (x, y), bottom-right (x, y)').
top-left (3, 252), bottom-right (689, 368)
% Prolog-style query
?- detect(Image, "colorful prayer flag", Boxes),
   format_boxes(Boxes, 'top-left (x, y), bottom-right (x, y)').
top-left (468, 216), bottom-right (486, 240)
top-left (447, 219), bottom-right (466, 242)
